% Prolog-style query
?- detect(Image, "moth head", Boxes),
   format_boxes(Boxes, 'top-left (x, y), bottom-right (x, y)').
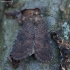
top-left (21, 8), bottom-right (41, 22)
top-left (21, 8), bottom-right (40, 16)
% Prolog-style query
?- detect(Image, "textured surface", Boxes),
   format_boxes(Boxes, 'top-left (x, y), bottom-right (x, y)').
top-left (0, 0), bottom-right (67, 70)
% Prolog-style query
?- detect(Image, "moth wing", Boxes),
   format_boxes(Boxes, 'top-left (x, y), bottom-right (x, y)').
top-left (35, 26), bottom-right (52, 62)
top-left (10, 28), bottom-right (33, 60)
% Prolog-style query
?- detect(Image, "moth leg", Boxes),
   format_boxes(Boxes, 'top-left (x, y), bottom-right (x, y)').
top-left (10, 55), bottom-right (20, 68)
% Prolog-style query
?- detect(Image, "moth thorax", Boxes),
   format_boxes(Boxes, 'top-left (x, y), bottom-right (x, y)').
top-left (33, 16), bottom-right (41, 26)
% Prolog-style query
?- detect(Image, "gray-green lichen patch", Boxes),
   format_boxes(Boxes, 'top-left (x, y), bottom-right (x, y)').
top-left (19, 57), bottom-right (50, 70)
top-left (0, 0), bottom-right (6, 69)
top-left (0, 17), bottom-right (21, 70)
top-left (0, 23), bottom-right (5, 64)
top-left (62, 22), bottom-right (70, 40)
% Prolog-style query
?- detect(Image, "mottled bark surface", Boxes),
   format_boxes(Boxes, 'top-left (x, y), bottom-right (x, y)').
top-left (0, 0), bottom-right (70, 70)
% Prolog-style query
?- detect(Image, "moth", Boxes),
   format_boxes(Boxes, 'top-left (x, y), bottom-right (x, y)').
top-left (5, 8), bottom-right (53, 68)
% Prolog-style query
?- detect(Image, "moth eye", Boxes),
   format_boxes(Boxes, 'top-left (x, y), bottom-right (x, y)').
top-left (34, 12), bottom-right (39, 15)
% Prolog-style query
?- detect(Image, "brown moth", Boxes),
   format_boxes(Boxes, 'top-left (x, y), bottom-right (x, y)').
top-left (5, 8), bottom-right (53, 68)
